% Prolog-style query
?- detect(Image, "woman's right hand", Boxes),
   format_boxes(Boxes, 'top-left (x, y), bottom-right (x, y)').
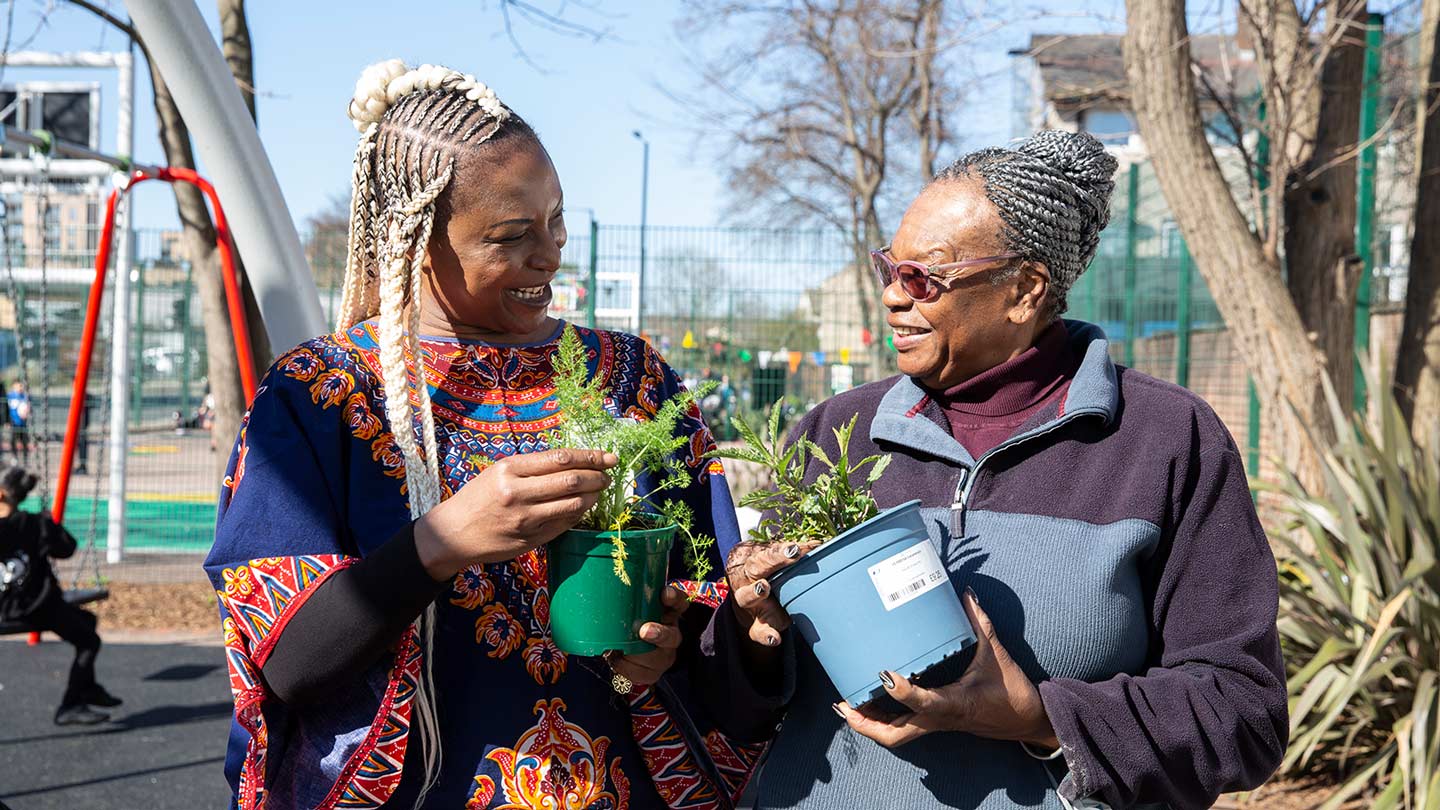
top-left (414, 448), bottom-right (617, 580)
top-left (725, 541), bottom-right (815, 648)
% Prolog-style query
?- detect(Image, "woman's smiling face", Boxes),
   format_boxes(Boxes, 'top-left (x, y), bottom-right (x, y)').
top-left (884, 176), bottom-right (1051, 389)
top-left (419, 138), bottom-right (567, 343)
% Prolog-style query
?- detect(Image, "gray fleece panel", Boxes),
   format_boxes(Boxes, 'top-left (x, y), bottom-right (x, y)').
top-left (753, 507), bottom-right (1160, 810)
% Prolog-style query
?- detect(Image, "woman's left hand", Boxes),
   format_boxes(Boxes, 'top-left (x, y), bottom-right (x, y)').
top-left (606, 585), bottom-right (690, 689)
top-left (835, 588), bottom-right (1059, 751)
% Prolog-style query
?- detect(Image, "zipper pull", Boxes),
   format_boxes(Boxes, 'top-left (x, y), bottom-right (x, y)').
top-left (950, 468), bottom-right (969, 537)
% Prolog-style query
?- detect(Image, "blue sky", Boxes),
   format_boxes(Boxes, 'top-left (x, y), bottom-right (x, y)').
top-left (3, 0), bottom-right (1128, 233)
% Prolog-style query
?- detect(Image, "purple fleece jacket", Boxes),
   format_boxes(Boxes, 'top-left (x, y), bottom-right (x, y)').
top-left (695, 320), bottom-right (1288, 810)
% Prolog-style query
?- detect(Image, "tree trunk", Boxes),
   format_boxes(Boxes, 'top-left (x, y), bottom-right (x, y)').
top-left (1124, 0), bottom-right (1336, 490)
top-left (147, 60), bottom-right (248, 461)
top-left (1282, 1), bottom-right (1367, 413)
top-left (216, 0), bottom-right (274, 368)
top-left (1396, 3), bottom-right (1440, 453)
top-left (218, 0), bottom-right (256, 122)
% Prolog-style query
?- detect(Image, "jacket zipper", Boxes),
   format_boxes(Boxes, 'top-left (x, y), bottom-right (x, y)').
top-left (948, 408), bottom-right (1107, 537)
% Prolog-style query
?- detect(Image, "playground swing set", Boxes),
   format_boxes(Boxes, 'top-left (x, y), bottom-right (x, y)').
top-left (0, 125), bottom-right (258, 639)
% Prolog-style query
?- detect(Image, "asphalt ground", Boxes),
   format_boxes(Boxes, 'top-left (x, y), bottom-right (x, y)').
top-left (0, 638), bottom-right (233, 809)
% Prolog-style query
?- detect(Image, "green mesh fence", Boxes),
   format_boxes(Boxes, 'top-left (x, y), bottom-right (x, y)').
top-left (1, 176), bottom-right (1387, 578)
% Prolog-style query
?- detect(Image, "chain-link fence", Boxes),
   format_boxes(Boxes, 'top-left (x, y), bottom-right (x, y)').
top-left (1, 184), bottom-right (1409, 583)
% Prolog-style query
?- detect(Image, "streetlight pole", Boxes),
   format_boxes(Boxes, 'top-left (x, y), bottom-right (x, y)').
top-left (632, 130), bottom-right (650, 337)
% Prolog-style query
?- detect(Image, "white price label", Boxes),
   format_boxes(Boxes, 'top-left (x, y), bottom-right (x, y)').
top-left (867, 542), bottom-right (948, 611)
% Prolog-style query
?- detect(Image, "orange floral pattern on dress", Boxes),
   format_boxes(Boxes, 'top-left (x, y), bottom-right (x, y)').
top-left (477, 604), bottom-right (526, 659)
top-left (522, 636), bottom-right (566, 685)
top-left (485, 699), bottom-right (619, 810)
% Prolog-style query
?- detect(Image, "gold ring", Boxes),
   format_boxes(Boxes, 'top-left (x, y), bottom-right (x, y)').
top-left (611, 672), bottom-right (633, 695)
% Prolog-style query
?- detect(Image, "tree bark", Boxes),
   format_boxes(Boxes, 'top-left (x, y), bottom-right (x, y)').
top-left (216, 0), bottom-right (273, 372)
top-left (1396, 3), bottom-right (1440, 453)
top-left (147, 60), bottom-right (247, 461)
top-left (218, 0), bottom-right (256, 122)
top-left (1282, 1), bottom-right (1367, 413)
top-left (1124, 0), bottom-right (1336, 490)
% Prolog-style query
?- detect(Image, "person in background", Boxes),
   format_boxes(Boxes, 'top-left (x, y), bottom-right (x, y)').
top-left (8, 380), bottom-right (31, 461)
top-left (0, 460), bottom-right (122, 725)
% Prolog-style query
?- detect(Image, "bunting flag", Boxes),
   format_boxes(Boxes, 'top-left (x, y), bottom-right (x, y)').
top-left (885, 335), bottom-right (896, 351)
top-left (839, 348), bottom-right (851, 364)
top-left (682, 330), bottom-right (696, 349)
top-left (788, 352), bottom-right (802, 373)
top-left (861, 328), bottom-right (875, 346)
top-left (738, 349), bottom-right (753, 363)
top-left (810, 352), bottom-right (825, 367)
top-left (758, 351), bottom-right (773, 369)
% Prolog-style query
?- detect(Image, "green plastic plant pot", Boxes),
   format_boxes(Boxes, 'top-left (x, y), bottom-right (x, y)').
top-left (547, 518), bottom-right (676, 656)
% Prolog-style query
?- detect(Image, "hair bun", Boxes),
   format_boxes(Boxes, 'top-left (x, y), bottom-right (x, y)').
top-left (1018, 130), bottom-right (1117, 208)
top-left (347, 59), bottom-right (410, 131)
top-left (346, 59), bottom-right (508, 132)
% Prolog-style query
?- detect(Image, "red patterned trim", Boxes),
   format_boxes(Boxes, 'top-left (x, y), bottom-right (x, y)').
top-left (216, 554), bottom-right (420, 810)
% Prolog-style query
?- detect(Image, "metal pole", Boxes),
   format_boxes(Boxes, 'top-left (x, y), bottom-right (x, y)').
top-left (106, 49), bottom-right (134, 564)
top-left (1123, 163), bottom-right (1139, 367)
top-left (131, 260), bottom-right (145, 428)
top-left (1353, 11), bottom-right (1384, 414)
top-left (180, 260), bottom-right (193, 416)
top-left (124, 0), bottom-right (325, 351)
top-left (1175, 238), bottom-right (1192, 389)
top-left (632, 131), bottom-right (649, 336)
top-left (587, 217), bottom-right (599, 329)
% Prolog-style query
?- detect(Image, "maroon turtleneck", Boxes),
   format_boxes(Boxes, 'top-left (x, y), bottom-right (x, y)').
top-left (931, 322), bottom-right (1077, 460)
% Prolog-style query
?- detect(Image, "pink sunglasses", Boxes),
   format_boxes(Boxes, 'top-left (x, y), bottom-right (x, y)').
top-left (870, 248), bottom-right (1035, 302)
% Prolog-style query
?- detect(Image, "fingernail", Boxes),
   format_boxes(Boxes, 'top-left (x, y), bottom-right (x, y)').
top-left (753, 581), bottom-right (768, 598)
top-left (832, 703), bottom-right (845, 718)
top-left (878, 671), bottom-right (895, 689)
top-left (785, 544), bottom-right (800, 559)
top-left (965, 587), bottom-right (978, 606)
top-left (767, 632), bottom-right (781, 647)
top-left (640, 626), bottom-right (660, 641)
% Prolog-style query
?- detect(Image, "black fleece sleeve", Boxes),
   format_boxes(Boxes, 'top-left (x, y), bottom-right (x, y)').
top-left (260, 522), bottom-right (450, 706)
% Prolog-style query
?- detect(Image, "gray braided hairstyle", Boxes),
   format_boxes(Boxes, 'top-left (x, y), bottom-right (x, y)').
top-left (337, 59), bottom-right (540, 807)
top-left (933, 130), bottom-right (1118, 317)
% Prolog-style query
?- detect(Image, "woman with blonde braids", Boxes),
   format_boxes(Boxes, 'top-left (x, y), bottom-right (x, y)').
top-left (204, 60), bottom-right (758, 809)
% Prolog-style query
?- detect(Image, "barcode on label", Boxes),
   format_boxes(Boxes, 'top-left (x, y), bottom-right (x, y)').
top-left (867, 542), bottom-right (948, 612)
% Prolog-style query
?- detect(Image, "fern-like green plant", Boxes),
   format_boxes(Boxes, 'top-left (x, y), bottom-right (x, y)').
top-left (548, 325), bottom-right (716, 582)
top-left (1268, 362), bottom-right (1440, 810)
top-left (708, 399), bottom-right (891, 544)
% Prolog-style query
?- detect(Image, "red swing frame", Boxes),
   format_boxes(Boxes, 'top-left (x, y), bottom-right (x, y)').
top-left (27, 167), bottom-right (259, 645)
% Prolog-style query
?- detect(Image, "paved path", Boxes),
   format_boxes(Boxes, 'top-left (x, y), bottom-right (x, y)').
top-left (0, 638), bottom-right (232, 809)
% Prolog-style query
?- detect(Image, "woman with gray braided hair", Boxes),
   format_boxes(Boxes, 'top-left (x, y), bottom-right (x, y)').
top-left (204, 60), bottom-right (756, 809)
top-left (701, 130), bottom-right (1287, 810)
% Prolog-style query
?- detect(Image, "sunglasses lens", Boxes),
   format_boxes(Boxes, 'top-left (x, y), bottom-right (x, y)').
top-left (871, 253), bottom-right (894, 287)
top-left (896, 265), bottom-right (933, 300)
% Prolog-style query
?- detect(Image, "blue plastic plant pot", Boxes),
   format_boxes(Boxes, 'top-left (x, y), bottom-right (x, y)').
top-left (771, 499), bottom-right (976, 707)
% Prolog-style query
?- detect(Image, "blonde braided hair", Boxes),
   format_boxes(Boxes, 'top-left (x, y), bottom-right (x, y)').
top-left (336, 58), bottom-right (535, 805)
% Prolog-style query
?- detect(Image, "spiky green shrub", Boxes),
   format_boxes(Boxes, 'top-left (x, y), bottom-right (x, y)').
top-left (708, 399), bottom-right (891, 544)
top-left (1270, 371), bottom-right (1440, 810)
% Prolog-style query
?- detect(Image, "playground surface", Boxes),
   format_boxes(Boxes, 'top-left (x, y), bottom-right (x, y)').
top-left (24, 428), bottom-right (223, 557)
top-left (0, 637), bottom-right (233, 809)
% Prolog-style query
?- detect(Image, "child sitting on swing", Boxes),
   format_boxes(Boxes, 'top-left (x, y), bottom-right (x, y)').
top-left (0, 460), bottom-right (122, 725)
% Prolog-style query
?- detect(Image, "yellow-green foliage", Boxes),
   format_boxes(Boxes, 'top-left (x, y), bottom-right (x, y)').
top-left (548, 326), bottom-right (717, 581)
top-left (1271, 369), bottom-right (1440, 810)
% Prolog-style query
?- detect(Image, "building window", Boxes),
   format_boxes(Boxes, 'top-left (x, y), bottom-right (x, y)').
top-left (1160, 220), bottom-right (1180, 257)
top-left (86, 199), bottom-right (100, 252)
top-left (1078, 108), bottom-right (1135, 146)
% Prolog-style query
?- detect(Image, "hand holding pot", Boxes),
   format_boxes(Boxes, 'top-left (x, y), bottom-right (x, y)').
top-left (834, 589), bottom-right (1059, 751)
top-left (415, 448), bottom-right (618, 579)
top-left (724, 541), bottom-right (816, 647)
top-left (606, 584), bottom-right (690, 687)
